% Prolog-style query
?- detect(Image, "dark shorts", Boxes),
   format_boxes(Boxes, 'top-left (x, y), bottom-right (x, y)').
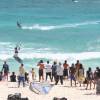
top-left (46, 72), bottom-right (51, 76)
top-left (39, 69), bottom-right (43, 77)
top-left (63, 69), bottom-right (68, 76)
top-left (70, 75), bottom-right (76, 81)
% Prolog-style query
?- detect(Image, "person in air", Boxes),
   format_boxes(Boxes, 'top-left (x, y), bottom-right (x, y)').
top-left (14, 45), bottom-right (20, 57)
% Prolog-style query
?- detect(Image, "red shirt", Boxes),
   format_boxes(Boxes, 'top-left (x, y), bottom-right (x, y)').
top-left (63, 63), bottom-right (69, 69)
top-left (37, 63), bottom-right (44, 70)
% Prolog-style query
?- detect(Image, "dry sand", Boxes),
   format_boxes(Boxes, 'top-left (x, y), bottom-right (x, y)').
top-left (0, 80), bottom-right (100, 100)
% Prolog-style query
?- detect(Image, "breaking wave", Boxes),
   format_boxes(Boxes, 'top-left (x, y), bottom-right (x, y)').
top-left (21, 20), bottom-right (100, 31)
top-left (1, 52), bottom-right (100, 61)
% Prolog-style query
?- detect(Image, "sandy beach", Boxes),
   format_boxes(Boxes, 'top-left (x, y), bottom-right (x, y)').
top-left (0, 79), bottom-right (100, 100)
top-left (1, 0), bottom-right (100, 100)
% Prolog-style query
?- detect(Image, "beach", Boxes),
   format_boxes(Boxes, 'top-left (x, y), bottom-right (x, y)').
top-left (0, 0), bottom-right (100, 99)
top-left (0, 0), bottom-right (100, 71)
top-left (0, 80), bottom-right (100, 100)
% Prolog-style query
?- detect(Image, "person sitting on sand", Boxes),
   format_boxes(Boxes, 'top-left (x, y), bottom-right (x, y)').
top-left (37, 60), bottom-right (44, 82)
top-left (69, 63), bottom-right (76, 86)
top-left (2, 61), bottom-right (9, 81)
top-left (10, 72), bottom-right (16, 82)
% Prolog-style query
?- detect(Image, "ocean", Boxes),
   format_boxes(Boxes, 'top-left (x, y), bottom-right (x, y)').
top-left (0, 0), bottom-right (100, 72)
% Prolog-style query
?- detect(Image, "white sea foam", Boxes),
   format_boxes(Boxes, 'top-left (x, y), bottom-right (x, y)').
top-left (1, 52), bottom-right (100, 61)
top-left (19, 52), bottom-right (100, 60)
top-left (21, 20), bottom-right (100, 31)
top-left (0, 42), bottom-right (100, 61)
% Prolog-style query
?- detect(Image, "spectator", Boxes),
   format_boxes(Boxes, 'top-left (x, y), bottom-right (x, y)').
top-left (18, 64), bottom-right (25, 87)
top-left (94, 67), bottom-right (100, 81)
top-left (69, 63), bottom-right (76, 86)
top-left (75, 60), bottom-right (81, 81)
top-left (10, 72), bottom-right (16, 82)
top-left (63, 60), bottom-right (69, 79)
top-left (2, 61), bottom-right (9, 81)
top-left (52, 61), bottom-right (57, 82)
top-left (55, 62), bottom-right (64, 85)
top-left (86, 67), bottom-right (95, 90)
top-left (37, 60), bottom-right (44, 82)
top-left (31, 68), bottom-right (36, 80)
top-left (45, 61), bottom-right (52, 82)
top-left (78, 64), bottom-right (84, 87)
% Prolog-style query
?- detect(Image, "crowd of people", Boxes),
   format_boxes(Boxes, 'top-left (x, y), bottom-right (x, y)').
top-left (0, 60), bottom-right (100, 90)
top-left (37, 59), bottom-right (100, 89)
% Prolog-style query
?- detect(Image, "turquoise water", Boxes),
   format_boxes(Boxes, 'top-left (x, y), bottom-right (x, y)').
top-left (0, 0), bottom-right (100, 72)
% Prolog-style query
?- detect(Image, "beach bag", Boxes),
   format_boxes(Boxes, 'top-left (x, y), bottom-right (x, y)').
top-left (7, 94), bottom-right (15, 100)
top-left (53, 97), bottom-right (67, 100)
top-left (21, 98), bottom-right (29, 100)
top-left (7, 93), bottom-right (21, 100)
top-left (14, 93), bottom-right (21, 99)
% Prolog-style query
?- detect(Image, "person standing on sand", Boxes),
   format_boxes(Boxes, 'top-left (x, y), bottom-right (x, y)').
top-left (2, 61), bottom-right (9, 81)
top-left (55, 62), bottom-right (64, 85)
top-left (52, 61), bottom-right (57, 82)
top-left (63, 60), bottom-right (69, 79)
top-left (86, 67), bottom-right (95, 90)
top-left (45, 61), bottom-right (52, 82)
top-left (94, 67), bottom-right (100, 81)
top-left (37, 60), bottom-right (44, 82)
top-left (69, 63), bottom-right (76, 86)
top-left (31, 68), bottom-right (36, 81)
top-left (75, 60), bottom-right (81, 81)
top-left (78, 64), bottom-right (84, 87)
top-left (18, 64), bottom-right (25, 87)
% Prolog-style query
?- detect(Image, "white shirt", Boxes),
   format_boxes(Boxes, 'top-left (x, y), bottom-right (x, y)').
top-left (56, 64), bottom-right (64, 76)
top-left (45, 64), bottom-right (52, 73)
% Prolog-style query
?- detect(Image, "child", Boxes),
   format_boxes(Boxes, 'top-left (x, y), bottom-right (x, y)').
top-left (31, 68), bottom-right (36, 80)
